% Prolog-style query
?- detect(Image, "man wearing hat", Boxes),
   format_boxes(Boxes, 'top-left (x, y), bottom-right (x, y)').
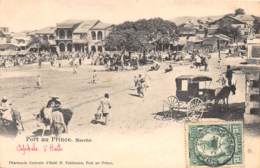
top-left (0, 96), bottom-right (13, 121)
top-left (46, 96), bottom-right (61, 109)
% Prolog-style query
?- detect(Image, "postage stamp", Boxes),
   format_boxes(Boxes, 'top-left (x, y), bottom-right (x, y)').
top-left (186, 121), bottom-right (243, 168)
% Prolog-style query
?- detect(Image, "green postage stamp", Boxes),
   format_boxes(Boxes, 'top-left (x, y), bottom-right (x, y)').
top-left (186, 121), bottom-right (243, 168)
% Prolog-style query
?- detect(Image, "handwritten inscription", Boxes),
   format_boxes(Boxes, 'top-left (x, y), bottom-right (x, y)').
top-left (16, 143), bottom-right (63, 155)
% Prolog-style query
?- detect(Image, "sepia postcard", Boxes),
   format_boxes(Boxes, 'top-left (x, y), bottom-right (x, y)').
top-left (0, 0), bottom-right (260, 167)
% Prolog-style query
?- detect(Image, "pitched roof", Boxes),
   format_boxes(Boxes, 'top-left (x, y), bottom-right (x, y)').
top-left (73, 20), bottom-right (99, 33)
top-left (91, 22), bottom-right (113, 30)
top-left (209, 15), bottom-right (245, 25)
top-left (216, 34), bottom-right (232, 41)
top-left (233, 15), bottom-right (255, 22)
top-left (57, 20), bottom-right (83, 28)
top-left (204, 34), bottom-right (231, 42)
top-left (36, 27), bottom-right (56, 34)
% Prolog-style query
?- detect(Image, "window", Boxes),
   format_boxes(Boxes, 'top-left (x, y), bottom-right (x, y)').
top-left (59, 30), bottom-right (65, 39)
top-left (91, 46), bottom-right (96, 52)
top-left (67, 30), bottom-right (72, 39)
top-left (49, 35), bottom-right (54, 40)
top-left (97, 31), bottom-right (103, 40)
top-left (199, 81), bottom-right (211, 89)
top-left (59, 43), bottom-right (65, 52)
top-left (181, 80), bottom-right (188, 91)
top-left (91, 31), bottom-right (96, 40)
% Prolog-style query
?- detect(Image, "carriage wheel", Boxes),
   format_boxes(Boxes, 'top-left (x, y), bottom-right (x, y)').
top-left (187, 97), bottom-right (204, 122)
top-left (163, 96), bottom-right (180, 120)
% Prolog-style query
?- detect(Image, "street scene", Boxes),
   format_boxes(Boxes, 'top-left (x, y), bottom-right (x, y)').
top-left (0, 51), bottom-right (247, 134)
top-left (0, 1), bottom-right (260, 167)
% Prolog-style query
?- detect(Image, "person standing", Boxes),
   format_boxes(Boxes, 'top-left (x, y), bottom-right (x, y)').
top-left (0, 97), bottom-right (13, 121)
top-left (51, 109), bottom-right (67, 136)
top-left (73, 63), bottom-right (78, 74)
top-left (36, 75), bottom-right (41, 89)
top-left (225, 65), bottom-right (233, 86)
top-left (97, 93), bottom-right (112, 125)
top-left (136, 74), bottom-right (145, 97)
top-left (79, 57), bottom-right (82, 66)
top-left (91, 70), bottom-right (97, 84)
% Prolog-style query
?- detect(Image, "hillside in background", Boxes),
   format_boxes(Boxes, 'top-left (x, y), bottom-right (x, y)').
top-left (171, 15), bottom-right (223, 25)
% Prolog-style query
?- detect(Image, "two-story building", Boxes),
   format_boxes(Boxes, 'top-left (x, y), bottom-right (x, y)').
top-left (88, 22), bottom-right (113, 53)
top-left (56, 19), bottom-right (113, 53)
top-left (72, 20), bottom-right (99, 53)
top-left (56, 20), bottom-right (82, 53)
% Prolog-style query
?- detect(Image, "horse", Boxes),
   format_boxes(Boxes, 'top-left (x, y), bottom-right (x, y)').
top-left (35, 107), bottom-right (73, 136)
top-left (215, 84), bottom-right (236, 105)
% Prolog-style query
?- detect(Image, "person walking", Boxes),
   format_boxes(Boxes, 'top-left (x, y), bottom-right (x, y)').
top-left (97, 93), bottom-right (112, 125)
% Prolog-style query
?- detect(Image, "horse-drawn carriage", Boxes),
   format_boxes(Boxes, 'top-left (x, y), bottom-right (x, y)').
top-left (158, 75), bottom-right (236, 122)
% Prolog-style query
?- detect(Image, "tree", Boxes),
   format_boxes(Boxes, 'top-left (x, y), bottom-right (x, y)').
top-left (235, 8), bottom-right (245, 15)
top-left (104, 18), bottom-right (177, 53)
top-left (27, 35), bottom-right (50, 52)
top-left (253, 16), bottom-right (260, 34)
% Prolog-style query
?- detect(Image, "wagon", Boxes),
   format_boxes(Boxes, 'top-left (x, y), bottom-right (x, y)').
top-left (161, 75), bottom-right (215, 121)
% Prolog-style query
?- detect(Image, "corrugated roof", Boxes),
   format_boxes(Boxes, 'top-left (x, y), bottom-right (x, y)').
top-left (73, 20), bottom-right (99, 33)
top-left (91, 22), bottom-right (113, 30)
top-left (57, 20), bottom-right (83, 28)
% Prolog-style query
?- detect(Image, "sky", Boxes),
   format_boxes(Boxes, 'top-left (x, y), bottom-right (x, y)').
top-left (0, 0), bottom-right (260, 32)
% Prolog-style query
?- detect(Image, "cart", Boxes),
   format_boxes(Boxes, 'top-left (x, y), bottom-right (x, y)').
top-left (160, 75), bottom-right (215, 122)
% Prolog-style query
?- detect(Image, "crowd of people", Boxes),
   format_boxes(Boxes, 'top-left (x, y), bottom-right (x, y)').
top-left (0, 46), bottom-right (238, 137)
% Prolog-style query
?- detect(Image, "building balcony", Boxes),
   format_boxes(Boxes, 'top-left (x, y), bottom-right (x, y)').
top-left (72, 39), bottom-right (87, 43)
top-left (56, 36), bottom-right (72, 40)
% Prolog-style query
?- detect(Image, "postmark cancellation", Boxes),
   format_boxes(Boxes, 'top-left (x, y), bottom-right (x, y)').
top-left (186, 121), bottom-right (243, 168)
